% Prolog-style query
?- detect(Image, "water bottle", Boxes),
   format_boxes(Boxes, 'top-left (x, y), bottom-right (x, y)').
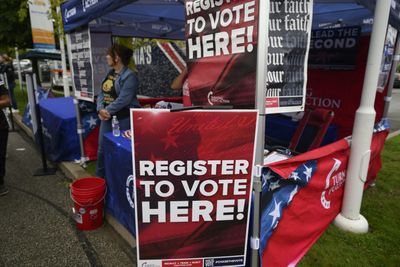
top-left (112, 115), bottom-right (120, 137)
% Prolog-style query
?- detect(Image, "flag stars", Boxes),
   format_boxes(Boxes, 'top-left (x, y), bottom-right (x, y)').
top-left (268, 199), bottom-right (282, 227)
top-left (269, 180), bottom-right (280, 191)
top-left (86, 116), bottom-right (97, 129)
top-left (289, 171), bottom-right (300, 181)
top-left (303, 165), bottom-right (313, 182)
top-left (262, 170), bottom-right (275, 189)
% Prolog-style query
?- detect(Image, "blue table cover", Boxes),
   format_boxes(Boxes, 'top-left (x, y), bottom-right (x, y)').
top-left (103, 132), bottom-right (136, 236)
top-left (39, 97), bottom-right (80, 162)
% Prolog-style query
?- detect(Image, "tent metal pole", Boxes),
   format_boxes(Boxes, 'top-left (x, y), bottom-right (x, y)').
top-left (57, 6), bottom-right (70, 97)
top-left (383, 34), bottom-right (400, 117)
top-left (73, 97), bottom-right (88, 168)
top-left (252, 0), bottom-right (270, 265)
top-left (64, 32), bottom-right (88, 168)
top-left (334, 0), bottom-right (391, 233)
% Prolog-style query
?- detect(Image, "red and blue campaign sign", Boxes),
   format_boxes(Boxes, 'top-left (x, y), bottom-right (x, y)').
top-left (131, 110), bottom-right (258, 267)
top-left (185, 0), bottom-right (259, 107)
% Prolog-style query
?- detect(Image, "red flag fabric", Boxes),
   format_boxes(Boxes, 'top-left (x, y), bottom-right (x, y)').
top-left (261, 139), bottom-right (350, 266)
top-left (261, 125), bottom-right (389, 266)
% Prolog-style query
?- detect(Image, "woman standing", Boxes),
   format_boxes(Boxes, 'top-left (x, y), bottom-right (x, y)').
top-left (96, 44), bottom-right (140, 178)
top-left (0, 77), bottom-right (10, 196)
top-left (0, 54), bottom-right (17, 111)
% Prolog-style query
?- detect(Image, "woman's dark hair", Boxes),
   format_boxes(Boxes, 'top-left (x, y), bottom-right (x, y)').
top-left (107, 44), bottom-right (133, 66)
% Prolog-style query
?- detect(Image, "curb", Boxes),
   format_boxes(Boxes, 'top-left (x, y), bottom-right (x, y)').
top-left (12, 112), bottom-right (136, 248)
top-left (387, 129), bottom-right (400, 140)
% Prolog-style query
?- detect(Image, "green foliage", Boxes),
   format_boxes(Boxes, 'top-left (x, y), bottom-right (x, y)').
top-left (299, 135), bottom-right (400, 266)
top-left (0, 0), bottom-right (32, 54)
top-left (49, 0), bottom-right (67, 39)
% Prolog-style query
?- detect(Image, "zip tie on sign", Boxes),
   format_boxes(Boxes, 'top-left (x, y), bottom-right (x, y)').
top-left (251, 237), bottom-right (260, 250)
top-left (254, 165), bottom-right (263, 178)
top-left (73, 98), bottom-right (79, 104)
top-left (77, 128), bottom-right (85, 134)
top-left (384, 96), bottom-right (392, 102)
top-left (253, 165), bottom-right (263, 192)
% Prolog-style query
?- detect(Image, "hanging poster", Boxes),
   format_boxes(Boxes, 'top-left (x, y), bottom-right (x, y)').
top-left (91, 32), bottom-right (112, 97)
top-left (308, 26), bottom-right (361, 70)
top-left (264, 0), bottom-right (313, 113)
top-left (131, 110), bottom-right (258, 267)
top-left (185, 0), bottom-right (259, 107)
top-left (68, 29), bottom-right (111, 102)
top-left (377, 24), bottom-right (397, 92)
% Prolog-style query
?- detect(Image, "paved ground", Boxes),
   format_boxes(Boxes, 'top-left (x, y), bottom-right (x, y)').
top-left (0, 129), bottom-right (136, 266)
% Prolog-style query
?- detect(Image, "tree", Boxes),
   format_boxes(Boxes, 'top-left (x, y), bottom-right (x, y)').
top-left (0, 0), bottom-right (32, 55)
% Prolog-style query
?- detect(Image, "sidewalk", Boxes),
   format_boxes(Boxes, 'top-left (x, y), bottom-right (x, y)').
top-left (0, 124), bottom-right (136, 266)
top-left (12, 112), bottom-right (136, 248)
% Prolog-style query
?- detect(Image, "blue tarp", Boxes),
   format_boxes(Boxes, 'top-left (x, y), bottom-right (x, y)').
top-left (61, 0), bottom-right (185, 39)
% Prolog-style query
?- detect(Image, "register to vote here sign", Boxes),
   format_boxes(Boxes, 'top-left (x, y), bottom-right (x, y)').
top-left (131, 109), bottom-right (258, 267)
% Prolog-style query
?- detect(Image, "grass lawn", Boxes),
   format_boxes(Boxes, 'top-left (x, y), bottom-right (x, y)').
top-left (299, 134), bottom-right (400, 266)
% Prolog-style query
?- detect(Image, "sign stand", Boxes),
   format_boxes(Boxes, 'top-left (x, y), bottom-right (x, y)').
top-left (26, 73), bottom-right (57, 176)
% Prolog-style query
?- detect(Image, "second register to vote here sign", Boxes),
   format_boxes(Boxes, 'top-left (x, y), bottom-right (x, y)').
top-left (131, 109), bottom-right (258, 267)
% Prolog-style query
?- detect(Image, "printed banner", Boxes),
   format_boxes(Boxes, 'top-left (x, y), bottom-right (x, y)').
top-left (377, 25), bottom-right (397, 92)
top-left (68, 29), bottom-right (111, 102)
top-left (28, 0), bottom-right (56, 50)
top-left (185, 0), bottom-right (258, 107)
top-left (91, 32), bottom-right (112, 97)
top-left (131, 110), bottom-right (258, 267)
top-left (307, 36), bottom-right (387, 139)
top-left (308, 26), bottom-right (361, 70)
top-left (132, 39), bottom-right (186, 98)
top-left (264, 0), bottom-right (313, 113)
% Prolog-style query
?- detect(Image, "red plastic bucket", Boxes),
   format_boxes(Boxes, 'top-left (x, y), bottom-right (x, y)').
top-left (70, 177), bottom-right (106, 231)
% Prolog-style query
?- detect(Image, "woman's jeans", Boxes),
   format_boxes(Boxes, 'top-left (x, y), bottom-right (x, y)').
top-left (0, 129), bottom-right (8, 185)
top-left (8, 82), bottom-right (17, 109)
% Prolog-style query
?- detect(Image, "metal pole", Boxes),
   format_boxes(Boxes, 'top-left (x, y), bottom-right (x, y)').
top-left (73, 98), bottom-right (88, 167)
top-left (252, 0), bottom-right (270, 265)
top-left (383, 34), bottom-right (400, 117)
top-left (57, 6), bottom-right (70, 97)
top-left (334, 0), bottom-right (391, 233)
top-left (63, 33), bottom-right (86, 167)
top-left (14, 47), bottom-right (24, 93)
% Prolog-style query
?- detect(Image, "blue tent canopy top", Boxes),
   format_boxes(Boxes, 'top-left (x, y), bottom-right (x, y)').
top-left (61, 0), bottom-right (400, 39)
top-left (62, 0), bottom-right (185, 39)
